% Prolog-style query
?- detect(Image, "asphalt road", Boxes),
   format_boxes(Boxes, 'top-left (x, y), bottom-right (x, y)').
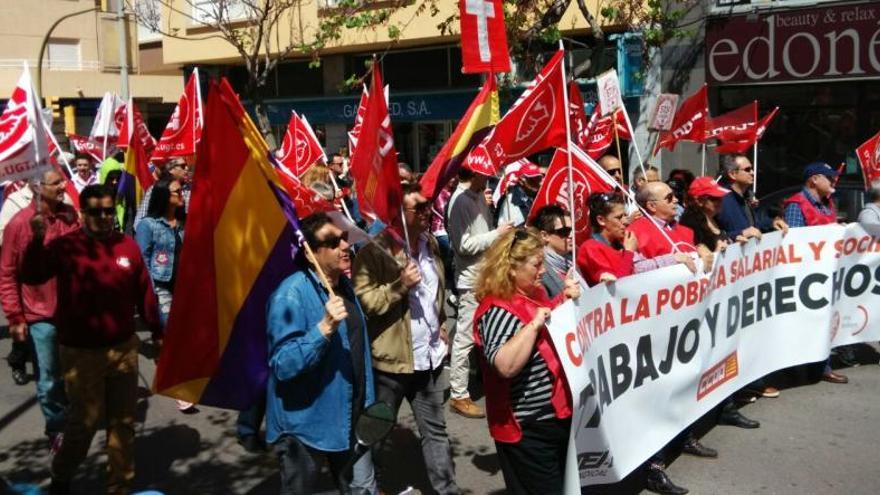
top-left (1, 330), bottom-right (878, 495)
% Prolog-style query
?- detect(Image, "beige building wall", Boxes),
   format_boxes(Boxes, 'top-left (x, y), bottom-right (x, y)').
top-left (0, 0), bottom-right (181, 102)
top-left (161, 0), bottom-right (608, 65)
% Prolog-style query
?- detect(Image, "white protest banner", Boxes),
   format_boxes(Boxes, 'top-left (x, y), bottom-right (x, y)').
top-left (595, 70), bottom-right (623, 117)
top-left (648, 93), bottom-right (680, 131)
top-left (546, 224), bottom-right (880, 489)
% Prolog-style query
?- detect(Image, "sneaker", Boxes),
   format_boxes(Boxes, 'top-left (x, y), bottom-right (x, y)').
top-left (449, 397), bottom-right (485, 418)
top-left (11, 367), bottom-right (28, 386)
top-left (177, 400), bottom-right (198, 414)
top-left (744, 385), bottom-right (780, 398)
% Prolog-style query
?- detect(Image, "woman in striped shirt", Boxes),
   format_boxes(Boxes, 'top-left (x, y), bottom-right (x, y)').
top-left (472, 228), bottom-right (580, 495)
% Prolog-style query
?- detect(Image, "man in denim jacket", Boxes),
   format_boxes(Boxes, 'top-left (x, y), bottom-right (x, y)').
top-left (266, 212), bottom-right (377, 494)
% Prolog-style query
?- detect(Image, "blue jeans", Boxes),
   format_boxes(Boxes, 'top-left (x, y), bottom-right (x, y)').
top-left (30, 321), bottom-right (66, 435)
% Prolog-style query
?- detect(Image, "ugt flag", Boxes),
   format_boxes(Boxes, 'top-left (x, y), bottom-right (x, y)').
top-left (857, 129), bottom-right (880, 188)
top-left (459, 0), bottom-right (511, 73)
top-left (655, 84), bottom-right (708, 154)
top-left (277, 111), bottom-right (326, 177)
top-left (0, 65), bottom-right (51, 182)
top-left (152, 68), bottom-right (204, 163)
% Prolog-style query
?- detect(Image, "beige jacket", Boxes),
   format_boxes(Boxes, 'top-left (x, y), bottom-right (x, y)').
top-left (352, 232), bottom-right (446, 374)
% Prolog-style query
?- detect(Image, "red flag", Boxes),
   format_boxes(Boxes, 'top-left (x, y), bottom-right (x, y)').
top-left (655, 84), bottom-right (708, 154)
top-left (584, 102), bottom-right (633, 159)
top-left (273, 159), bottom-right (337, 217)
top-left (755, 106), bottom-right (779, 141)
top-left (348, 65), bottom-right (402, 227)
top-left (116, 103), bottom-right (156, 157)
top-left (69, 133), bottom-right (114, 162)
top-left (459, 0), bottom-right (511, 73)
top-left (420, 77), bottom-right (499, 200)
top-left (464, 50), bottom-right (567, 175)
top-left (706, 101), bottom-right (757, 143)
top-left (348, 85), bottom-right (369, 156)
top-left (857, 129), bottom-right (880, 188)
top-left (528, 145), bottom-right (616, 245)
top-left (152, 70), bottom-right (203, 163)
top-left (277, 111), bottom-right (326, 177)
top-left (0, 66), bottom-right (51, 182)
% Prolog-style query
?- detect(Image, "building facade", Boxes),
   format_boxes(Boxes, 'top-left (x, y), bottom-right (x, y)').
top-left (0, 0), bottom-right (183, 139)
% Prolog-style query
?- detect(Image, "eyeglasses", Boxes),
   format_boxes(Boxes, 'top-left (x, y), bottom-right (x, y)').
top-left (84, 207), bottom-right (116, 217)
top-left (549, 226), bottom-right (572, 238)
top-left (589, 191), bottom-right (620, 209)
top-left (606, 168), bottom-right (622, 176)
top-left (738, 167), bottom-right (754, 173)
top-left (314, 231), bottom-right (349, 249)
top-left (649, 193), bottom-right (675, 204)
top-left (405, 201), bottom-right (431, 214)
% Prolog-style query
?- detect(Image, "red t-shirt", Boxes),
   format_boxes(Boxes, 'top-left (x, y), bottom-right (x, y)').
top-left (626, 216), bottom-right (696, 259)
top-left (23, 229), bottom-right (161, 348)
top-left (576, 238), bottom-right (635, 287)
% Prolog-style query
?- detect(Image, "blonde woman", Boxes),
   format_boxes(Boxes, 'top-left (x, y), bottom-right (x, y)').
top-left (472, 228), bottom-right (579, 495)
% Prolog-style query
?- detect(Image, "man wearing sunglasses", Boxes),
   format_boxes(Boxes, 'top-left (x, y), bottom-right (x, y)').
top-left (529, 205), bottom-right (573, 298)
top-left (265, 212), bottom-right (378, 495)
top-left (353, 182), bottom-right (459, 494)
top-left (716, 154), bottom-right (788, 241)
top-left (21, 184), bottom-right (161, 495)
top-left (0, 170), bottom-right (80, 454)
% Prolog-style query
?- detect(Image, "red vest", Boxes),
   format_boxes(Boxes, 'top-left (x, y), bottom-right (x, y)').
top-left (627, 216), bottom-right (696, 259)
top-left (782, 192), bottom-right (837, 226)
top-left (472, 289), bottom-right (572, 443)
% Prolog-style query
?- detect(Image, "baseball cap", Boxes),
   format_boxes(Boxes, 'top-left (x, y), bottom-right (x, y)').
top-left (518, 163), bottom-right (543, 178)
top-left (688, 176), bottom-right (730, 198)
top-left (803, 161), bottom-right (838, 181)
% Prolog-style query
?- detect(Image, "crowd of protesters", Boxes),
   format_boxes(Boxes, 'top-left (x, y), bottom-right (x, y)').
top-left (1, 145), bottom-right (877, 495)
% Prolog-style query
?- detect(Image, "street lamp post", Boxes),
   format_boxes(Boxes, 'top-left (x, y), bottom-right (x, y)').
top-left (36, 7), bottom-right (98, 101)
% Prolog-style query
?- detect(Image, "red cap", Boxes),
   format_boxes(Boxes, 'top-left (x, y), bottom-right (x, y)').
top-left (688, 176), bottom-right (730, 198)
top-left (519, 163), bottom-right (543, 178)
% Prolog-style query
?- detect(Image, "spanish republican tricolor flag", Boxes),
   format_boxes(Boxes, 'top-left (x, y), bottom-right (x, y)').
top-left (120, 99), bottom-right (154, 208)
top-left (153, 78), bottom-right (300, 410)
top-left (419, 76), bottom-right (499, 200)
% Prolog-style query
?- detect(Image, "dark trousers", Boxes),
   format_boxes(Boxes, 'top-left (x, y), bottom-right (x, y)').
top-left (374, 367), bottom-right (459, 495)
top-left (495, 417), bottom-right (571, 495)
top-left (274, 434), bottom-right (355, 495)
top-left (236, 390), bottom-right (266, 438)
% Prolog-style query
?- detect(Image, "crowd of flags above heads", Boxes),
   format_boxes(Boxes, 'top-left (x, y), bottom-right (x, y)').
top-left (5, 0), bottom-right (880, 411)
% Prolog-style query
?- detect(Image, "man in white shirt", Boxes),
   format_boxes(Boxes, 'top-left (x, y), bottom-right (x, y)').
top-left (353, 183), bottom-right (459, 494)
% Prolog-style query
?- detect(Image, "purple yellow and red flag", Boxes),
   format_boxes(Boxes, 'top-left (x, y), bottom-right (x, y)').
top-left (119, 99), bottom-right (155, 208)
top-left (152, 78), bottom-right (302, 410)
top-left (419, 76), bottom-right (499, 200)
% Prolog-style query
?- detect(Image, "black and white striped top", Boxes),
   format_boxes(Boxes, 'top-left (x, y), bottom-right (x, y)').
top-left (478, 306), bottom-right (555, 423)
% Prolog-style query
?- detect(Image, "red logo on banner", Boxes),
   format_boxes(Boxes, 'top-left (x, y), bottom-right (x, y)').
top-left (278, 112), bottom-right (325, 177)
top-left (857, 129), bottom-right (880, 187)
top-left (0, 86), bottom-right (30, 161)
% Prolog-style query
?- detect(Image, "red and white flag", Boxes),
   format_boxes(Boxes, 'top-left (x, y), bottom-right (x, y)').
top-left (464, 50), bottom-right (567, 175)
top-left (714, 104), bottom-right (779, 154)
top-left (0, 65), bottom-right (51, 182)
top-left (584, 102), bottom-right (633, 159)
top-left (655, 84), bottom-right (708, 154)
top-left (89, 92), bottom-right (125, 139)
top-left (116, 103), bottom-right (156, 157)
top-left (857, 129), bottom-right (880, 188)
top-left (706, 101), bottom-right (757, 142)
top-left (569, 81), bottom-right (590, 150)
top-left (69, 133), bottom-right (112, 162)
top-left (755, 106), bottom-right (779, 141)
top-left (459, 0), bottom-right (511, 73)
top-left (528, 145), bottom-right (616, 245)
top-left (152, 69), bottom-right (203, 163)
top-left (277, 111), bottom-right (326, 177)
top-left (348, 85), bottom-right (368, 156)
top-left (348, 65), bottom-right (402, 228)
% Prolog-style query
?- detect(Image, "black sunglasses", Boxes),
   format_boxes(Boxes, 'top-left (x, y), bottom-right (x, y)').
top-left (549, 226), bottom-right (572, 238)
top-left (738, 167), bottom-right (754, 173)
top-left (650, 192), bottom-right (675, 203)
top-left (84, 207), bottom-right (116, 217)
top-left (314, 231), bottom-right (349, 249)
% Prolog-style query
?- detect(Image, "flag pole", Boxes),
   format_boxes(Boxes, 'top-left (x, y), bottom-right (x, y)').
top-left (399, 204), bottom-right (412, 258)
top-left (613, 119), bottom-right (623, 167)
top-left (619, 106), bottom-right (647, 181)
top-left (752, 142), bottom-right (759, 196)
top-left (701, 142), bottom-right (707, 176)
top-left (302, 240), bottom-right (336, 297)
top-left (559, 40), bottom-right (578, 269)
